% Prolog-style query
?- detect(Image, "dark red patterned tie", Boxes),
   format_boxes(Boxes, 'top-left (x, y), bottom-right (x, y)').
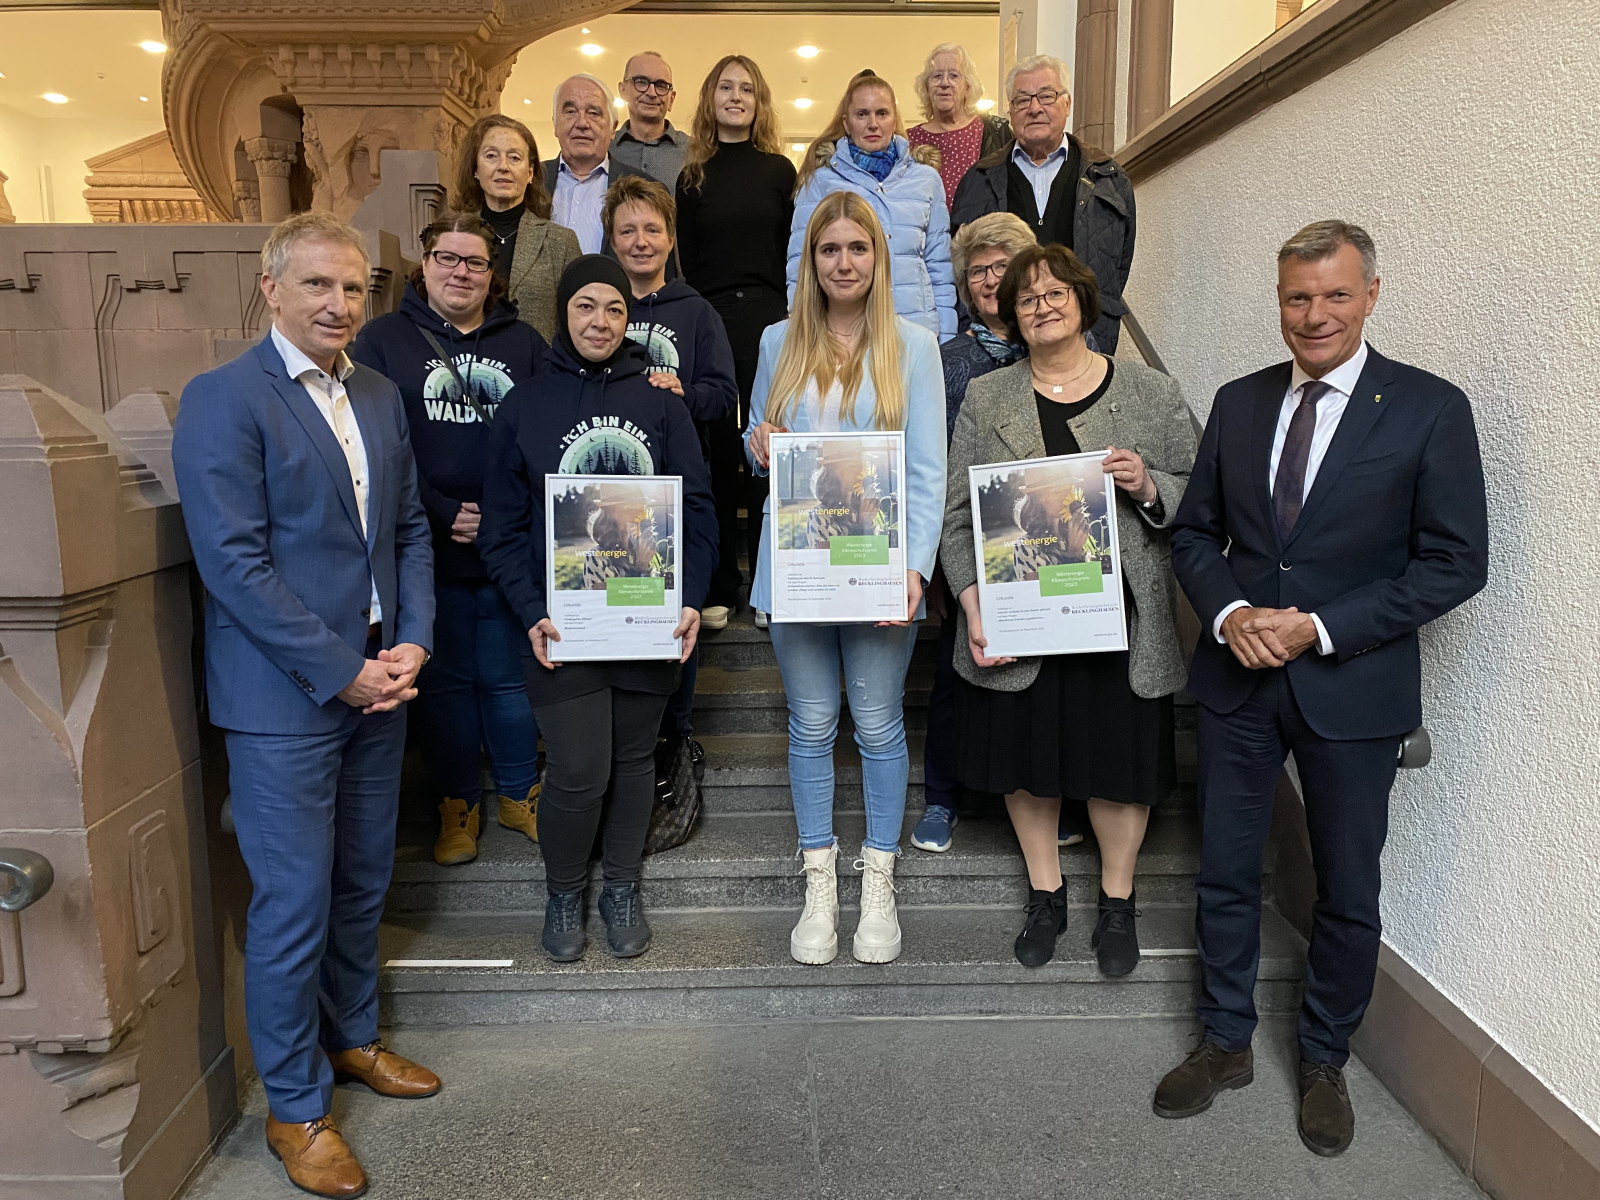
top-left (1273, 380), bottom-right (1331, 539)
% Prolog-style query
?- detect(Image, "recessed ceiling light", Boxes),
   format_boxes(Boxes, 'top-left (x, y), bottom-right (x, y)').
top-left (975, 98), bottom-right (995, 111)
top-left (581, 27), bottom-right (591, 33)
top-left (797, 45), bottom-right (819, 58)
top-left (42, 92), bottom-right (68, 104)
top-left (523, 98), bottom-right (531, 104)
top-left (580, 43), bottom-right (603, 57)
top-left (790, 143), bottom-right (805, 151)
top-left (139, 40), bottom-right (167, 54)
top-left (139, 95), bottom-right (150, 102)
top-left (793, 98), bottom-right (813, 110)
top-left (613, 96), bottom-right (627, 108)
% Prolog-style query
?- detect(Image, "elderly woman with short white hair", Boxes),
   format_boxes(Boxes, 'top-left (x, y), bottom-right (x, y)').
top-left (907, 42), bottom-right (1013, 209)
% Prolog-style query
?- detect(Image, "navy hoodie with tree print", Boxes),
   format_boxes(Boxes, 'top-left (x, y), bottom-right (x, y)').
top-left (624, 278), bottom-right (738, 424)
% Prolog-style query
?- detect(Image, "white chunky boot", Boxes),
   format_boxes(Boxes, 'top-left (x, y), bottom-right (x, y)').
top-left (852, 846), bottom-right (903, 963)
top-left (790, 844), bottom-right (840, 964)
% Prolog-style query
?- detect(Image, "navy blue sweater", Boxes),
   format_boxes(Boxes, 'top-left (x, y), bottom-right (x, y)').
top-left (479, 338), bottom-right (718, 647)
top-left (625, 278), bottom-right (738, 425)
top-left (350, 284), bottom-right (548, 579)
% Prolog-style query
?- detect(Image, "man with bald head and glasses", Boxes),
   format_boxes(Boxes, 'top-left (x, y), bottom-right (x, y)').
top-left (950, 53), bottom-right (1135, 354)
top-left (612, 50), bottom-right (689, 188)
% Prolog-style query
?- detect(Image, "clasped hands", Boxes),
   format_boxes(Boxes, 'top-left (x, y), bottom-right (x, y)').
top-left (337, 643), bottom-right (427, 713)
top-left (1220, 606), bottom-right (1319, 669)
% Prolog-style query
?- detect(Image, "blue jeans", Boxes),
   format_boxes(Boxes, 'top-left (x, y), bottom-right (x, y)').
top-left (225, 705), bottom-right (407, 1122)
top-left (416, 580), bottom-right (540, 806)
top-left (768, 622), bottom-right (919, 853)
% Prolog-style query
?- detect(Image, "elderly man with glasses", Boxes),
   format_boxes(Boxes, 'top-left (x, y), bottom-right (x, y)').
top-left (611, 50), bottom-right (689, 187)
top-left (950, 53), bottom-right (1136, 353)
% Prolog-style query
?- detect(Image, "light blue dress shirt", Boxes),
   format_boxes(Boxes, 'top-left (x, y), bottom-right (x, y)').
top-left (551, 155), bottom-right (611, 255)
top-left (1010, 142), bottom-right (1069, 219)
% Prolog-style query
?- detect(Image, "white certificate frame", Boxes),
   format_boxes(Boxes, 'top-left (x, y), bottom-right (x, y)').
top-left (545, 473), bottom-right (683, 663)
top-left (967, 451), bottom-right (1129, 659)
top-left (768, 430), bottom-right (908, 624)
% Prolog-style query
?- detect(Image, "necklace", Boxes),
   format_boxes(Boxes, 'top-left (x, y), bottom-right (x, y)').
top-left (1032, 353), bottom-right (1099, 395)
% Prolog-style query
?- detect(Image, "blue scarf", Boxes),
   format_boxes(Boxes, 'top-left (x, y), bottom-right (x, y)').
top-left (972, 323), bottom-right (1026, 364)
top-left (847, 139), bottom-right (901, 182)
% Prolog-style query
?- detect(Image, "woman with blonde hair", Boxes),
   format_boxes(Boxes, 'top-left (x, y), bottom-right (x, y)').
top-left (788, 71), bottom-right (956, 338)
top-left (454, 113), bottom-right (581, 342)
top-left (908, 43), bottom-right (1013, 209)
top-left (746, 192), bottom-right (946, 966)
top-left (675, 54), bottom-right (798, 619)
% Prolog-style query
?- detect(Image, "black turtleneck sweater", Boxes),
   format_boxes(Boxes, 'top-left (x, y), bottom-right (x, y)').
top-left (481, 199), bottom-right (527, 278)
top-left (675, 138), bottom-right (796, 304)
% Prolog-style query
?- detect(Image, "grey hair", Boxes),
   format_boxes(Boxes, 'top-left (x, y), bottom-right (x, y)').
top-left (1004, 53), bottom-right (1071, 102)
top-left (951, 212), bottom-right (1036, 309)
top-left (553, 73), bottom-right (617, 128)
top-left (913, 42), bottom-right (984, 123)
top-left (260, 210), bottom-right (369, 280)
top-left (1278, 220), bottom-right (1378, 283)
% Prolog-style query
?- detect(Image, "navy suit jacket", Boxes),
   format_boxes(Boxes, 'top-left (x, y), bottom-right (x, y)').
top-left (173, 335), bottom-right (435, 735)
top-left (1171, 346), bottom-right (1488, 740)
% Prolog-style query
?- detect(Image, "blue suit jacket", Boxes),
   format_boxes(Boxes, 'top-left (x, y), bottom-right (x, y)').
top-left (1171, 346), bottom-right (1488, 740)
top-left (173, 335), bottom-right (435, 735)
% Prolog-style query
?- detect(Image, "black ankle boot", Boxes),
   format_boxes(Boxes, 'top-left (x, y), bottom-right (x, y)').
top-left (541, 890), bottom-right (587, 962)
top-left (1092, 889), bottom-right (1140, 976)
top-left (598, 882), bottom-right (652, 958)
top-left (1014, 885), bottom-right (1069, 967)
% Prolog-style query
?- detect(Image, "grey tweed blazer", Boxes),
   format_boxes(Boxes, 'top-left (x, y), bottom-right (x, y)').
top-left (507, 211), bottom-right (582, 344)
top-left (940, 356), bottom-right (1198, 698)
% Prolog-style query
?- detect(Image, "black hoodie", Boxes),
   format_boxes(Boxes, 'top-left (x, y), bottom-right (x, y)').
top-left (478, 337), bottom-right (718, 700)
top-left (624, 278), bottom-right (738, 424)
top-left (350, 283), bottom-right (548, 578)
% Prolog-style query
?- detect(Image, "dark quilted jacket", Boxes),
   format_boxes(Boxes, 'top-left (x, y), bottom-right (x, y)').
top-left (949, 133), bottom-right (1136, 352)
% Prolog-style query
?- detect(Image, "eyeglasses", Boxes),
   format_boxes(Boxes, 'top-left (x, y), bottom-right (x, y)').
top-left (429, 250), bottom-right (492, 274)
top-left (628, 75), bottom-right (674, 95)
top-left (928, 71), bottom-right (964, 85)
top-left (1015, 287), bottom-right (1073, 315)
top-left (1009, 88), bottom-right (1063, 111)
top-left (965, 261), bottom-right (1011, 284)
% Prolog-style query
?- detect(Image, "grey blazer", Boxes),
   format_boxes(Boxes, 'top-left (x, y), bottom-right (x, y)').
top-left (507, 211), bottom-right (581, 344)
top-left (940, 356), bottom-right (1198, 698)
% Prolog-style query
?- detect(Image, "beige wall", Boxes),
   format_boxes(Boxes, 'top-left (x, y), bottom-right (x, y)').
top-left (1124, 0), bottom-right (1600, 1130)
top-left (0, 104), bottom-right (166, 223)
top-left (1169, 0), bottom-right (1277, 104)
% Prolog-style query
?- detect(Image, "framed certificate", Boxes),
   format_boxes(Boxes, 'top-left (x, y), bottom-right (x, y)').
top-left (545, 474), bottom-right (683, 662)
top-left (768, 431), bottom-right (907, 623)
top-left (967, 451), bottom-right (1129, 659)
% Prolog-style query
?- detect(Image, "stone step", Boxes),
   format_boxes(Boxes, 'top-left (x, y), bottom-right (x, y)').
top-left (385, 809), bottom-right (1257, 914)
top-left (376, 903), bottom-right (1306, 1026)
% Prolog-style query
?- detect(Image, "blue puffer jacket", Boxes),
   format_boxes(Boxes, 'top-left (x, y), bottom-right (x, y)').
top-left (787, 136), bottom-right (957, 339)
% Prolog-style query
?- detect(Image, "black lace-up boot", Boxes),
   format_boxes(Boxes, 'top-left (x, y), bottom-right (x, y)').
top-left (541, 889), bottom-right (587, 962)
top-left (1092, 889), bottom-right (1141, 976)
top-left (1013, 885), bottom-right (1069, 967)
top-left (598, 882), bottom-right (652, 958)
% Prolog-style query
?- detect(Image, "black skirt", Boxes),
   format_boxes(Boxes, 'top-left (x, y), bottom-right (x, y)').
top-left (954, 650), bottom-right (1175, 806)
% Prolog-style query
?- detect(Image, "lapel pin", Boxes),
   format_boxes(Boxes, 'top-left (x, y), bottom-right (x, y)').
top-left (1374, 394), bottom-right (1382, 403)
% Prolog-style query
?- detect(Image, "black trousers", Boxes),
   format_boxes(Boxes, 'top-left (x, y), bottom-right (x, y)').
top-left (922, 596), bottom-right (961, 812)
top-left (1194, 668), bottom-right (1398, 1066)
top-left (532, 686), bottom-right (670, 894)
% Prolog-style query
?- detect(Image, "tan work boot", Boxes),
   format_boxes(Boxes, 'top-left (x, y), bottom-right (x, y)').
top-left (265, 1113), bottom-right (368, 1198)
top-left (498, 782), bottom-right (540, 843)
top-left (433, 797), bottom-right (479, 865)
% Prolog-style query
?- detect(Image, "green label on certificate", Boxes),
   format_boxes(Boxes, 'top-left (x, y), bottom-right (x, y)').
top-left (829, 535), bottom-right (890, 566)
top-left (1038, 562), bottom-right (1105, 596)
top-left (606, 577), bottom-right (666, 606)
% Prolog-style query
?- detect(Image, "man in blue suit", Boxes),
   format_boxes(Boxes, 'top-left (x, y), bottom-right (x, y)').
top-left (1155, 221), bottom-right (1488, 1156)
top-left (174, 211), bottom-right (438, 1198)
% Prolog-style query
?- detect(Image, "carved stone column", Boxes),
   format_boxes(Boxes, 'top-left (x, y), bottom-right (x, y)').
top-left (1074, 0), bottom-right (1119, 152)
top-left (232, 177), bottom-right (261, 223)
top-left (243, 136), bottom-right (298, 223)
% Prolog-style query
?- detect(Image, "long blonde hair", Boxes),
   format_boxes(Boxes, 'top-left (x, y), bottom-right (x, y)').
top-left (764, 192), bottom-right (904, 432)
top-left (795, 71), bottom-right (907, 192)
top-left (679, 55), bottom-right (785, 193)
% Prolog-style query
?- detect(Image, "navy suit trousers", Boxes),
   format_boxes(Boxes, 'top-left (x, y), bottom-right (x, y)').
top-left (1195, 669), bottom-right (1398, 1065)
top-left (225, 703), bottom-right (407, 1121)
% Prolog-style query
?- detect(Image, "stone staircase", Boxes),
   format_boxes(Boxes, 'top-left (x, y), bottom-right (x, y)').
top-left (378, 605), bottom-right (1306, 1027)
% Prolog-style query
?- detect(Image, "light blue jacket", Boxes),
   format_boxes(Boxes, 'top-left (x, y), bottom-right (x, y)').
top-left (787, 137), bottom-right (957, 339)
top-left (743, 316), bottom-right (948, 617)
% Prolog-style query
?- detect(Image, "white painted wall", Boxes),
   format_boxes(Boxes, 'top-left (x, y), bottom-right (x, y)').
top-left (1123, 0), bottom-right (1600, 1130)
top-left (1169, 0), bottom-right (1277, 104)
top-left (0, 102), bottom-right (164, 223)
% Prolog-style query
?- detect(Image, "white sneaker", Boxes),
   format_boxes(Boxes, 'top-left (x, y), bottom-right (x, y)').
top-left (754, 610), bottom-right (769, 629)
top-left (790, 844), bottom-right (839, 964)
top-left (852, 846), bottom-right (902, 963)
top-left (701, 605), bottom-right (730, 631)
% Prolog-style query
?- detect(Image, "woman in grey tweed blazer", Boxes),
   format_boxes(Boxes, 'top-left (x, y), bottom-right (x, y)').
top-left (940, 243), bottom-right (1197, 976)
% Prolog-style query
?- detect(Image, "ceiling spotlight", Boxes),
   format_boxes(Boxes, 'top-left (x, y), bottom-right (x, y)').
top-left (975, 98), bottom-right (995, 111)
top-left (139, 95), bottom-right (150, 102)
top-left (797, 45), bottom-right (818, 58)
top-left (581, 27), bottom-right (591, 33)
top-left (139, 40), bottom-right (167, 54)
top-left (612, 96), bottom-right (626, 108)
top-left (580, 43), bottom-right (603, 57)
top-left (793, 97), bottom-right (813, 110)
top-left (523, 98), bottom-right (531, 104)
top-left (790, 143), bottom-right (805, 151)
top-left (42, 92), bottom-right (68, 104)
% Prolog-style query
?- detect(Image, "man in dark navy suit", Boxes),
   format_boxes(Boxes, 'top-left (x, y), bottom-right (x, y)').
top-left (1154, 221), bottom-right (1488, 1155)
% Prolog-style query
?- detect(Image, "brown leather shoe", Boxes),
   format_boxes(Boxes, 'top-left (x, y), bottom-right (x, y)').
top-left (1153, 1040), bottom-right (1255, 1118)
top-left (265, 1114), bottom-right (368, 1198)
top-left (1298, 1061), bottom-right (1355, 1156)
top-left (327, 1041), bottom-right (442, 1099)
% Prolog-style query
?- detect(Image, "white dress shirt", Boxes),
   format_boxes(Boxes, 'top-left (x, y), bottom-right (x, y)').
top-left (1010, 142), bottom-right (1069, 219)
top-left (270, 324), bottom-right (381, 626)
top-left (552, 155), bottom-right (612, 255)
top-left (1213, 340), bottom-right (1371, 656)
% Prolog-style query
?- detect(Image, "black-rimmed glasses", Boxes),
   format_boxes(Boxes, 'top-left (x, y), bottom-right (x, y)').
top-left (429, 250), bottom-right (492, 274)
top-left (1009, 88), bottom-right (1063, 111)
top-left (628, 76), bottom-right (674, 95)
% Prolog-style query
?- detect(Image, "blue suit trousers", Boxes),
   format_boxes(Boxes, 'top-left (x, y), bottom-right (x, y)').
top-left (225, 704), bottom-right (407, 1122)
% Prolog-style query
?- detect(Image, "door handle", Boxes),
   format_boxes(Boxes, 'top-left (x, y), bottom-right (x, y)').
top-left (0, 849), bottom-right (54, 912)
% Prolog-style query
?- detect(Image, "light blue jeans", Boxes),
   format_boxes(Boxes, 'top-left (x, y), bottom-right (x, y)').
top-left (768, 621), bottom-right (919, 853)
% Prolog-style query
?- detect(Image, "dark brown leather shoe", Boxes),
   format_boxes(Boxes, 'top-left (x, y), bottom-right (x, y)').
top-left (1153, 1040), bottom-right (1255, 1118)
top-left (327, 1041), bottom-right (442, 1099)
top-left (265, 1114), bottom-right (368, 1198)
top-left (1298, 1061), bottom-right (1355, 1156)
